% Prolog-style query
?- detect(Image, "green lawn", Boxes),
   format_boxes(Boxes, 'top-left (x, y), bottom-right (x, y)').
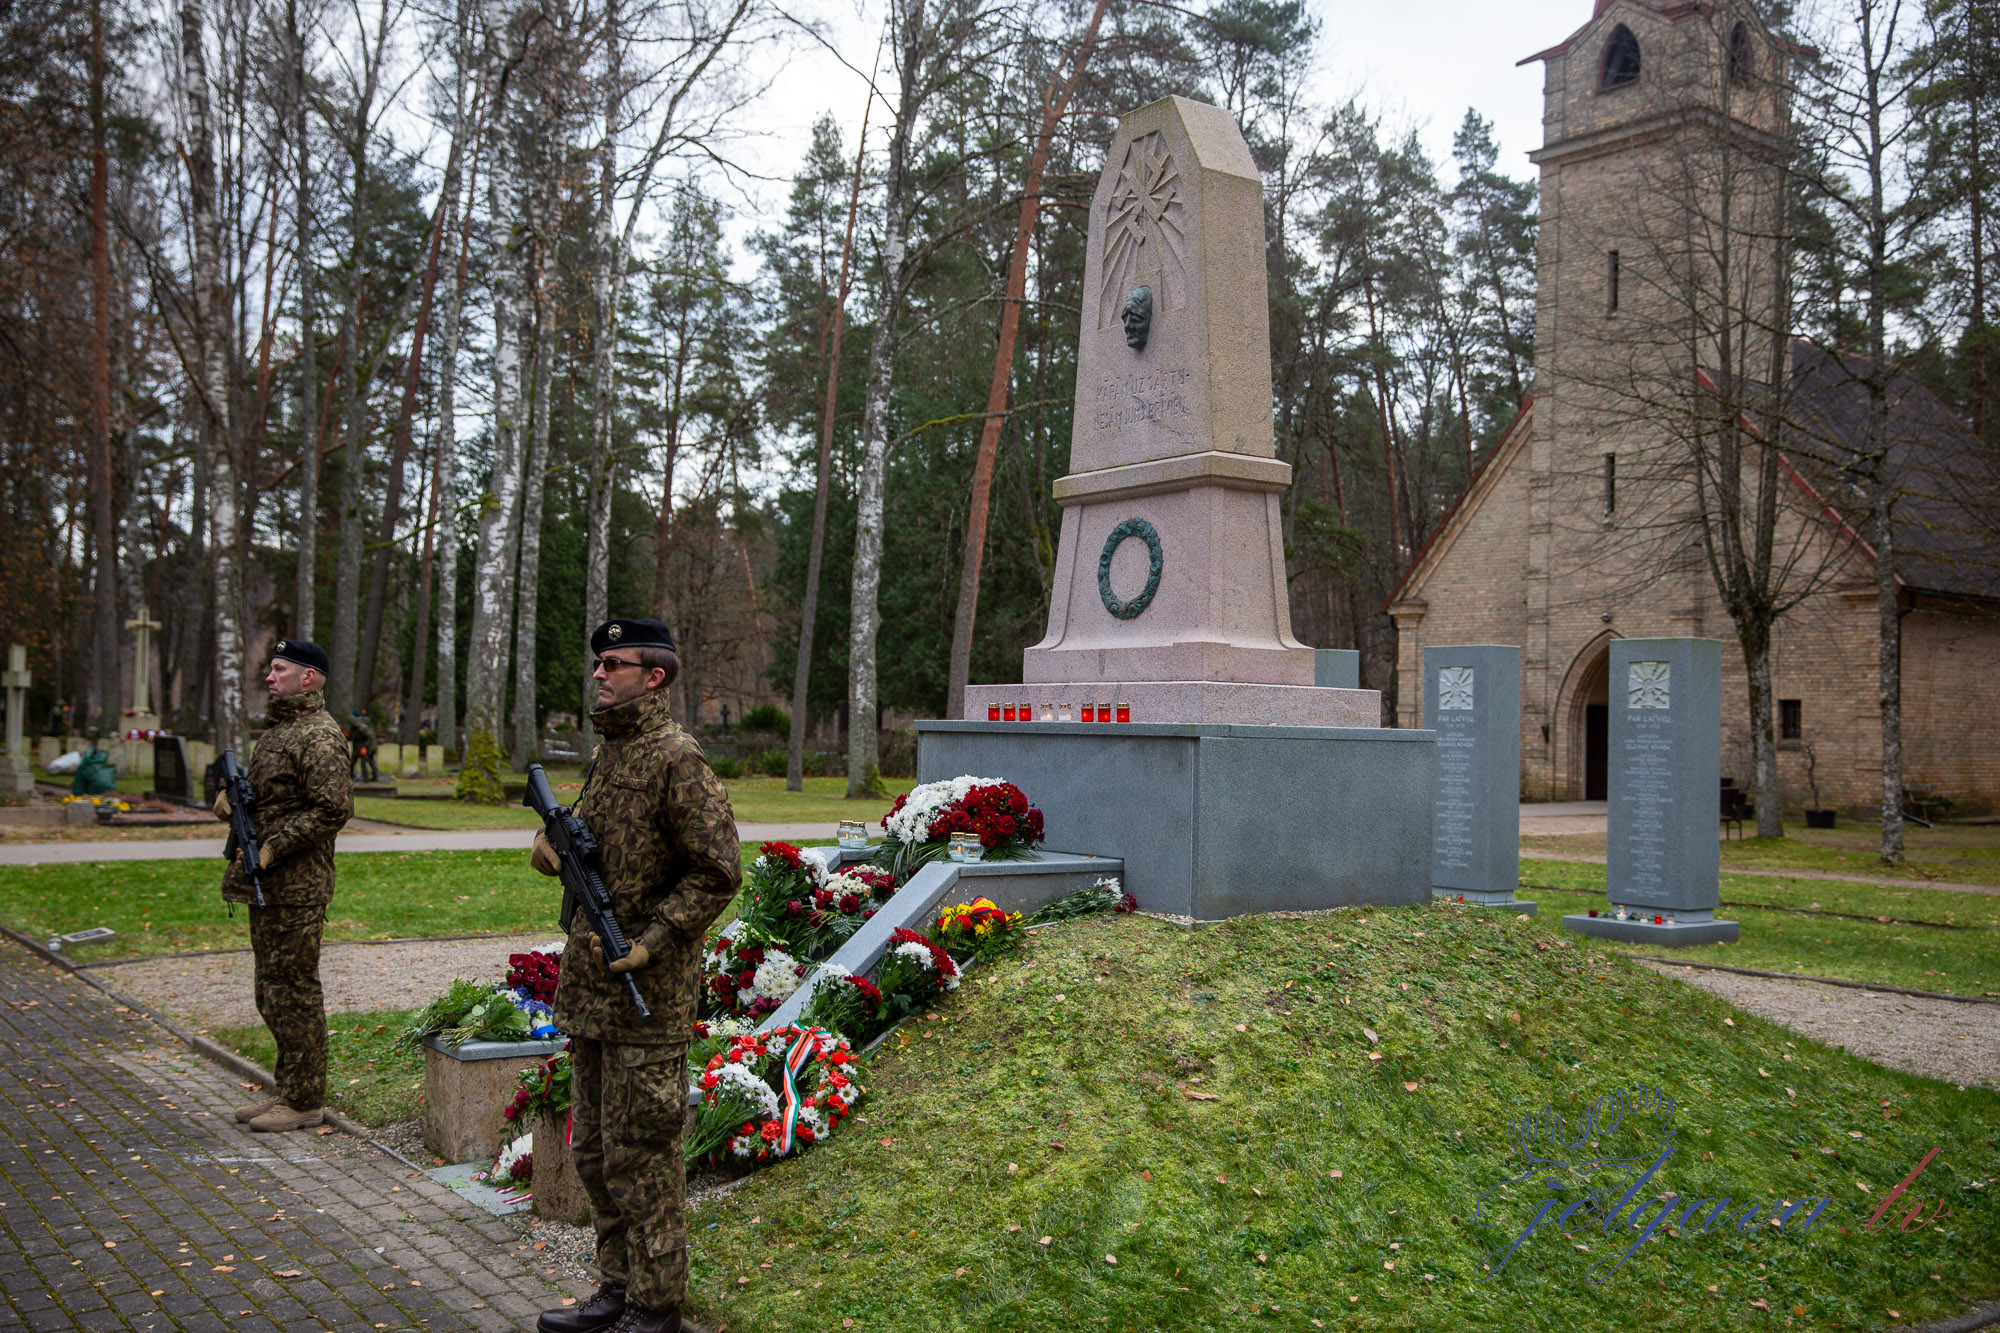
top-left (1516, 860), bottom-right (2000, 996)
top-left (350, 796), bottom-right (543, 830)
top-left (345, 774), bottom-right (911, 830)
top-left (1522, 825), bottom-right (2000, 887)
top-left (682, 907), bottom-right (2000, 1333)
top-left (210, 1008), bottom-right (425, 1130)
top-left (0, 844), bottom-right (791, 962)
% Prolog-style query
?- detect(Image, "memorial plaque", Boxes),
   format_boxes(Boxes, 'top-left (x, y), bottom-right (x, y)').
top-left (1563, 637), bottom-right (1738, 946)
top-left (1424, 645), bottom-right (1531, 913)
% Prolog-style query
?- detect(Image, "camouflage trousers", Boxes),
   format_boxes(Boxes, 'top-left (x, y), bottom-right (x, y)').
top-left (569, 1038), bottom-right (690, 1312)
top-left (248, 903), bottom-right (328, 1110)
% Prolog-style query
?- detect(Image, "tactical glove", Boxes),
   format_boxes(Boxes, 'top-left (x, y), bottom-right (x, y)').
top-left (529, 832), bottom-right (561, 877)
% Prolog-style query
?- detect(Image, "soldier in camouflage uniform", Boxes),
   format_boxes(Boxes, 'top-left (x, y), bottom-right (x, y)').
top-left (533, 617), bottom-right (739, 1333)
top-left (212, 639), bottom-right (354, 1133)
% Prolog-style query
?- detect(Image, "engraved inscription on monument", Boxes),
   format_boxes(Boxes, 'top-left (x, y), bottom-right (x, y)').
top-left (1093, 366), bottom-right (1193, 433)
top-left (1620, 715), bottom-right (1673, 900)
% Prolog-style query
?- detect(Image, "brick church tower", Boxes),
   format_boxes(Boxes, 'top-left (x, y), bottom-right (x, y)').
top-left (1388, 0), bottom-right (2000, 812)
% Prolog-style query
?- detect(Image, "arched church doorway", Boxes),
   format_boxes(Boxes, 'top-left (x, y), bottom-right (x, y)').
top-left (1565, 640), bottom-right (1613, 801)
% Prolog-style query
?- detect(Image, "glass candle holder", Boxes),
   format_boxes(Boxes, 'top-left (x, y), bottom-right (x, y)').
top-left (1002, 703), bottom-right (1018, 722)
top-left (986, 703), bottom-right (1000, 721)
top-left (1096, 702), bottom-right (1112, 723)
top-left (836, 819), bottom-right (868, 850)
top-left (947, 832), bottom-right (984, 863)
top-left (1080, 704), bottom-right (1096, 722)
top-left (1057, 703), bottom-right (1074, 723)
top-left (1038, 703), bottom-right (1054, 722)
top-left (1116, 701), bottom-right (1132, 723)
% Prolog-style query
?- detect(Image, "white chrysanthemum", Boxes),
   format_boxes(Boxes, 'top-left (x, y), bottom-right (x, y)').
top-left (493, 1132), bottom-right (532, 1177)
top-left (883, 774), bottom-right (1009, 843)
top-left (702, 1015), bottom-right (755, 1039)
top-left (1094, 875), bottom-right (1123, 900)
top-left (746, 951), bottom-right (805, 1004)
top-left (730, 1133), bottom-right (758, 1158)
top-left (892, 940), bottom-right (937, 970)
top-left (711, 1061), bottom-right (781, 1120)
top-left (821, 870), bottom-right (884, 899)
top-left (797, 1104), bottom-right (828, 1137)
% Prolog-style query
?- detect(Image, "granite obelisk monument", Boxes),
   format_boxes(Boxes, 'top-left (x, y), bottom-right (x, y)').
top-left (963, 96), bottom-right (1375, 728)
top-left (927, 97), bottom-right (1436, 918)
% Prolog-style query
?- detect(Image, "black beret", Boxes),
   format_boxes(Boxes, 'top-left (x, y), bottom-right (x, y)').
top-left (270, 639), bottom-right (332, 676)
top-left (591, 618), bottom-right (676, 655)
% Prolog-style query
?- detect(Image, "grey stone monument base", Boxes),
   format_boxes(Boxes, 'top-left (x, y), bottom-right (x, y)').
top-left (2, 755), bottom-right (32, 795)
top-left (1561, 912), bottom-right (1739, 946)
top-left (1435, 889), bottom-right (1538, 916)
top-left (964, 681), bottom-right (1379, 728)
top-left (917, 720), bottom-right (1434, 919)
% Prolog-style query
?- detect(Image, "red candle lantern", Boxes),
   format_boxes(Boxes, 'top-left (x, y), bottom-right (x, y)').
top-left (986, 704), bottom-right (1000, 721)
top-left (1116, 702), bottom-right (1131, 723)
top-left (1080, 704), bottom-right (1096, 722)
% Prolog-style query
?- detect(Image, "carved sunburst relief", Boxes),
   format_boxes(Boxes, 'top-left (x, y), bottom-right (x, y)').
top-left (1438, 667), bottom-right (1475, 711)
top-left (1628, 661), bottom-right (1672, 710)
top-left (1098, 133), bottom-right (1189, 329)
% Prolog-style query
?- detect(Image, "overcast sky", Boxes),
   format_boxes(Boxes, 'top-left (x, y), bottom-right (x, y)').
top-left (722, 0), bottom-right (1590, 232)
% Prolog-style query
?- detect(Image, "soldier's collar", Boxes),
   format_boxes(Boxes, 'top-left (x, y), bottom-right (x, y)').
top-left (269, 688), bottom-right (326, 722)
top-left (589, 686), bottom-right (672, 737)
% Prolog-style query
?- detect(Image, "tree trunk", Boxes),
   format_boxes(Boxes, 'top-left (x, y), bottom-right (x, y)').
top-left (787, 83), bottom-right (872, 791)
top-left (945, 0), bottom-right (1109, 719)
top-left (357, 183), bottom-right (453, 713)
top-left (510, 252), bottom-right (553, 771)
top-left (461, 53), bottom-right (525, 799)
top-left (582, 0), bottom-right (621, 755)
top-left (89, 0), bottom-right (118, 732)
top-left (847, 13), bottom-right (925, 799)
top-left (183, 0), bottom-right (248, 752)
top-left (327, 176), bottom-right (368, 720)
top-left (290, 0), bottom-right (318, 640)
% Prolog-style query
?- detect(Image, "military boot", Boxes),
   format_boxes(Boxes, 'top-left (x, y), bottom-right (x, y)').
top-left (247, 1103), bottom-right (324, 1132)
top-left (234, 1093), bottom-right (281, 1123)
top-left (605, 1306), bottom-right (682, 1333)
top-left (536, 1284), bottom-right (626, 1333)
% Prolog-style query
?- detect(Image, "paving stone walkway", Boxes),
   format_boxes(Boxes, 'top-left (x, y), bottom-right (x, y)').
top-left (0, 937), bottom-right (584, 1331)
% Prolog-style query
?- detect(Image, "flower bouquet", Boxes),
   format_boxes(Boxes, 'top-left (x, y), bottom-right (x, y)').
top-left (686, 1026), bottom-right (863, 1167)
top-left (505, 1047), bottom-right (572, 1124)
top-left (476, 1132), bottom-right (534, 1199)
top-left (1027, 875), bottom-right (1136, 924)
top-left (700, 930), bottom-right (809, 1024)
top-left (739, 843), bottom-right (900, 958)
top-left (877, 776), bottom-right (1044, 880)
top-left (397, 978), bottom-right (545, 1050)
top-left (934, 897), bottom-right (1023, 964)
top-left (506, 948), bottom-right (561, 1006)
top-left (797, 965), bottom-right (884, 1041)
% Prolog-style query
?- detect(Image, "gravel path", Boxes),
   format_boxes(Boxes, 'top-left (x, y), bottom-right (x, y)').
top-left (1643, 961), bottom-right (2000, 1089)
top-left (94, 933), bottom-right (568, 1028)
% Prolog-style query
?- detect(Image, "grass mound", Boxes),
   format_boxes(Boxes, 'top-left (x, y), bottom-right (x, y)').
top-left (685, 904), bottom-right (1999, 1332)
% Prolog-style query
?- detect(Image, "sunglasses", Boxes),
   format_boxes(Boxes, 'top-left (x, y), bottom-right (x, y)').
top-left (593, 656), bottom-right (650, 673)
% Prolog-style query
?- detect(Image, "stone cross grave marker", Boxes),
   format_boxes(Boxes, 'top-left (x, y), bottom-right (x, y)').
top-left (1424, 645), bottom-right (1532, 913)
top-left (124, 603), bottom-right (162, 719)
top-left (1562, 637), bottom-right (1738, 946)
top-left (3, 644), bottom-right (33, 794)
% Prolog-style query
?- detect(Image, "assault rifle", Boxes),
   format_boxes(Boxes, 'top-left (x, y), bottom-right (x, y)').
top-left (217, 749), bottom-right (267, 908)
top-left (524, 764), bottom-right (650, 1017)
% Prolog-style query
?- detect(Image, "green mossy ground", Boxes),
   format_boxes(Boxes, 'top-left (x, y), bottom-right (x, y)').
top-left (683, 906), bottom-right (2000, 1333)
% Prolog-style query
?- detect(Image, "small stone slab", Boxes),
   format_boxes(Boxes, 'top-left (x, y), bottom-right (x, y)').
top-left (422, 1036), bottom-right (564, 1165)
top-left (424, 1162), bottom-right (531, 1216)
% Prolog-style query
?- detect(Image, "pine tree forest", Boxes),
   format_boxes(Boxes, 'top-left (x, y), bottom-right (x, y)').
top-left (1, 0), bottom-right (1992, 798)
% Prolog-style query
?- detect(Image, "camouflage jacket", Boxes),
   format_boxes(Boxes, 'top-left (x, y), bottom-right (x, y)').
top-left (221, 688), bottom-right (354, 906)
top-left (552, 687), bottom-right (740, 1048)
top-left (348, 715), bottom-right (376, 747)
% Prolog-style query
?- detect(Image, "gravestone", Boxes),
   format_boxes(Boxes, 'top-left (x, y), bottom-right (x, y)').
top-left (149, 734), bottom-right (193, 803)
top-left (1425, 645), bottom-right (1532, 913)
top-left (1562, 638), bottom-right (1738, 945)
top-left (2, 645), bottom-right (31, 795)
top-left (963, 95), bottom-right (1376, 729)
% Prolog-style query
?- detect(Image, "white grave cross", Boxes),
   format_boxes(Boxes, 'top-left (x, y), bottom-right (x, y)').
top-left (124, 603), bottom-right (162, 716)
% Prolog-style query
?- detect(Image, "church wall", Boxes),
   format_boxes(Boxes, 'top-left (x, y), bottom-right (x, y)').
top-left (1898, 604), bottom-right (2000, 817)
